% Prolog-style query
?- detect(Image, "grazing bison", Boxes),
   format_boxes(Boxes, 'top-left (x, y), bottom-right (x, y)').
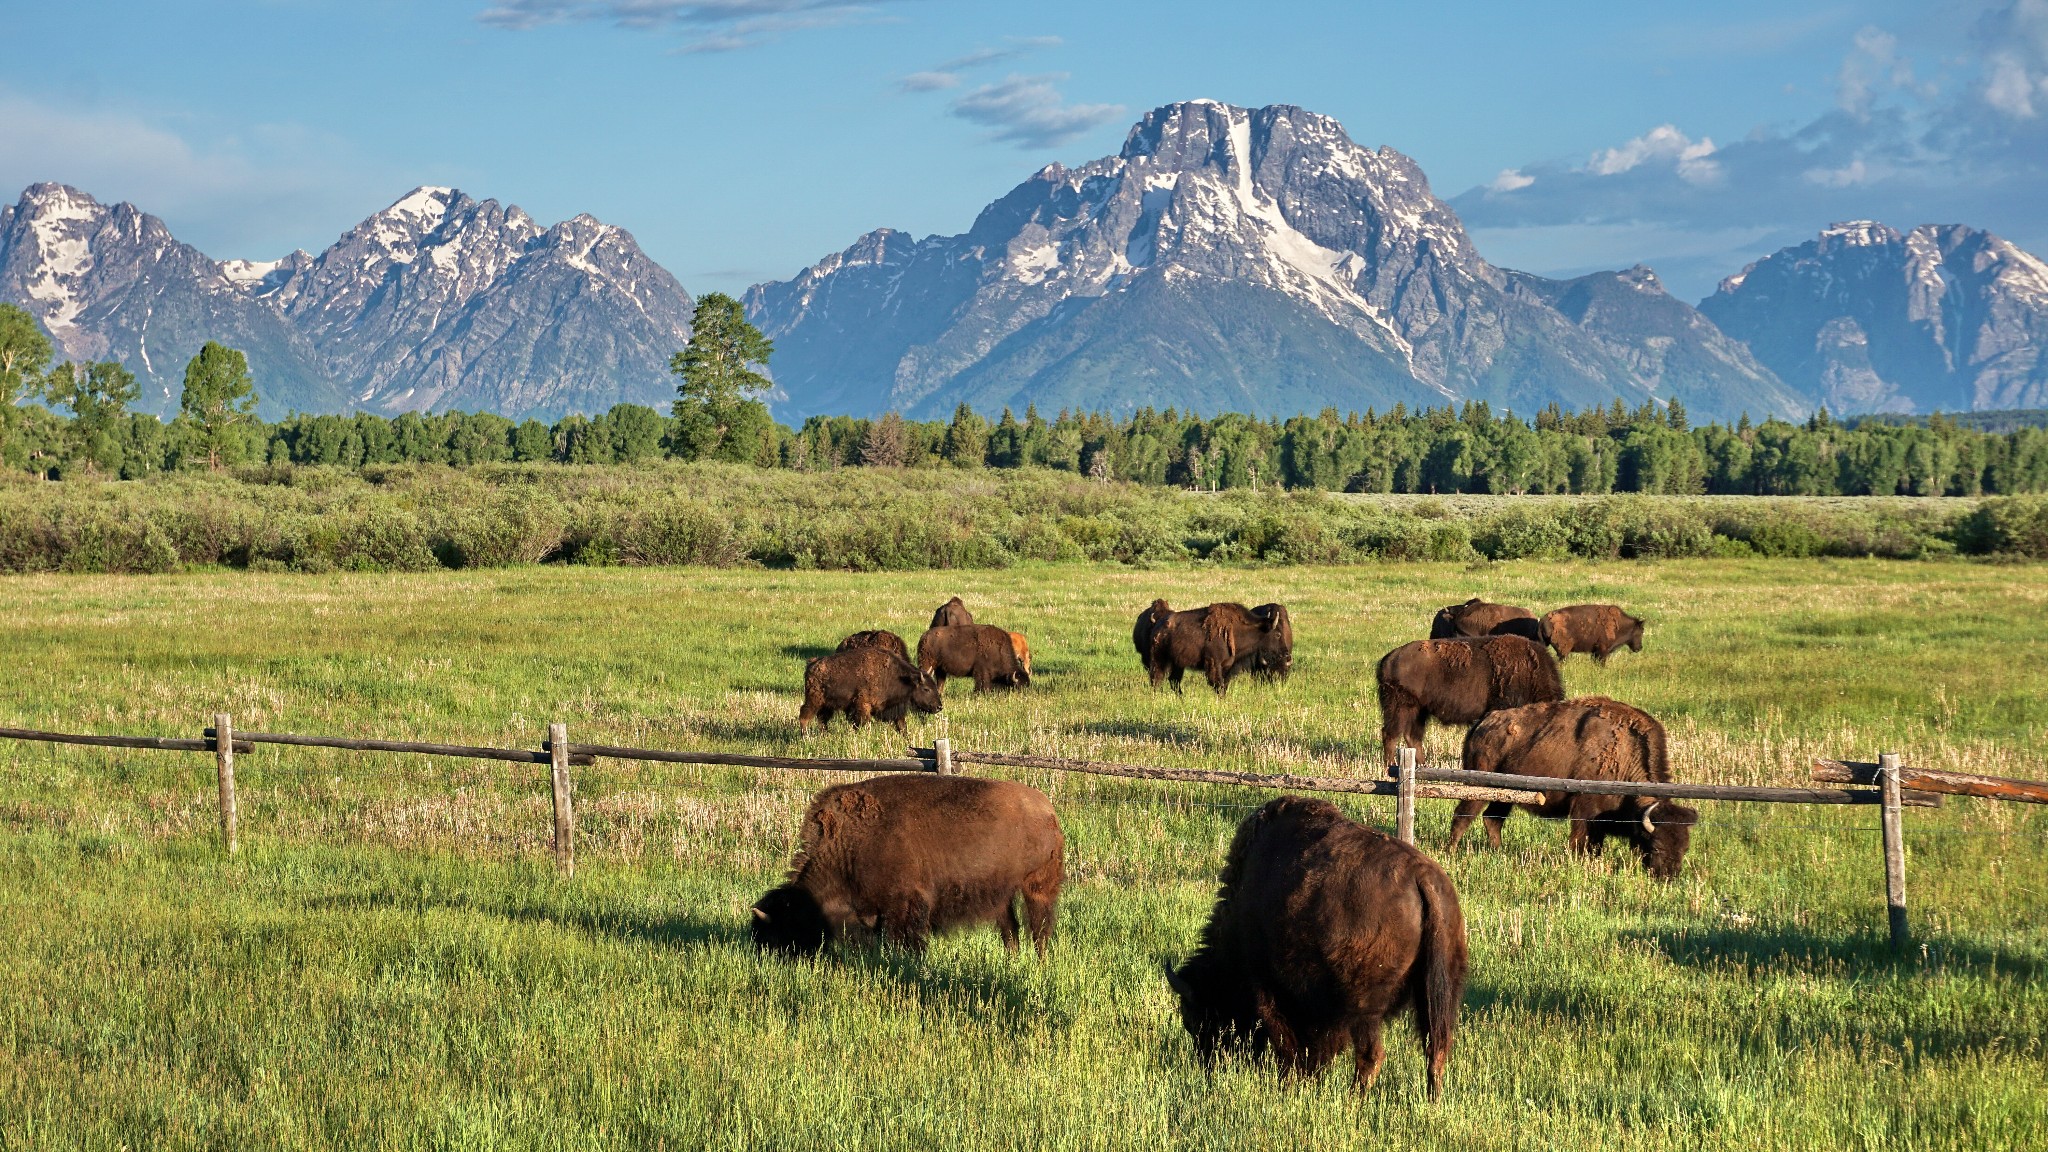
top-left (835, 629), bottom-right (910, 662)
top-left (1429, 598), bottom-right (1541, 641)
top-left (1376, 635), bottom-right (1564, 766)
top-left (1164, 796), bottom-right (1467, 1100)
top-left (1147, 602), bottom-right (1295, 694)
top-left (751, 773), bottom-right (1064, 956)
top-left (1540, 604), bottom-right (1645, 663)
top-left (798, 646), bottom-right (942, 734)
top-left (1004, 631), bottom-right (1033, 686)
top-left (1451, 697), bottom-right (1697, 880)
top-left (930, 596), bottom-right (974, 629)
top-left (1133, 599), bottom-right (1174, 671)
top-left (917, 624), bottom-right (1025, 692)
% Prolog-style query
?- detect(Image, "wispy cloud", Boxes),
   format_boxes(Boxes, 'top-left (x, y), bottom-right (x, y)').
top-left (894, 36), bottom-right (1062, 92)
top-left (1452, 0), bottom-right (2048, 300)
top-left (478, 0), bottom-right (898, 52)
top-left (948, 73), bottom-right (1124, 149)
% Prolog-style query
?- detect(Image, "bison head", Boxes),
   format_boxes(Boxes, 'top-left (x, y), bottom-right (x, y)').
top-left (751, 884), bottom-right (833, 955)
top-left (1249, 604), bottom-right (1294, 681)
top-left (907, 669), bottom-right (944, 714)
top-left (1636, 799), bottom-right (1696, 881)
top-left (1162, 956), bottom-right (1263, 1064)
top-left (1625, 615), bottom-right (1646, 653)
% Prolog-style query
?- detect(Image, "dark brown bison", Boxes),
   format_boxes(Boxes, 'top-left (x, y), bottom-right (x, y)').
top-left (930, 596), bottom-right (974, 629)
top-left (1429, 598), bottom-right (1541, 641)
top-left (835, 629), bottom-right (910, 662)
top-left (1451, 697), bottom-right (1697, 880)
top-left (1133, 599), bottom-right (1174, 671)
top-left (1376, 635), bottom-right (1564, 766)
top-left (917, 624), bottom-right (1025, 692)
top-left (798, 646), bottom-right (943, 734)
top-left (751, 773), bottom-right (1064, 955)
top-left (1147, 602), bottom-right (1294, 694)
top-left (1540, 604), bottom-right (1645, 662)
top-left (1164, 795), bottom-right (1467, 1100)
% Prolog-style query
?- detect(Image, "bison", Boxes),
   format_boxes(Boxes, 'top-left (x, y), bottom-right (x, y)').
top-left (1133, 599), bottom-right (1174, 671)
top-left (1005, 630), bottom-right (1033, 686)
top-left (798, 646), bottom-right (943, 734)
top-left (1164, 795), bottom-right (1467, 1100)
top-left (1451, 697), bottom-right (1697, 880)
top-left (1376, 635), bottom-right (1564, 767)
top-left (930, 596), bottom-right (974, 629)
top-left (1540, 604), bottom-right (1645, 663)
top-left (917, 624), bottom-right (1025, 692)
top-left (750, 773), bottom-right (1064, 956)
top-left (1429, 597), bottom-right (1541, 642)
top-left (1147, 602), bottom-right (1294, 694)
top-left (835, 629), bottom-right (910, 663)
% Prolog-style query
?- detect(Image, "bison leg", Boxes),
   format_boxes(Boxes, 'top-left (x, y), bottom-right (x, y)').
top-left (848, 700), bottom-right (874, 728)
top-left (1021, 852), bottom-right (1061, 957)
top-left (1482, 803), bottom-right (1511, 849)
top-left (998, 897), bottom-right (1022, 954)
top-left (1253, 991), bottom-right (1305, 1075)
top-left (1447, 800), bottom-right (1487, 848)
top-left (1381, 706), bottom-right (1427, 770)
top-left (1350, 1017), bottom-right (1388, 1094)
top-left (1167, 665), bottom-right (1186, 695)
top-left (798, 703), bottom-right (820, 733)
top-left (1567, 796), bottom-right (1616, 855)
top-left (882, 891), bottom-right (934, 953)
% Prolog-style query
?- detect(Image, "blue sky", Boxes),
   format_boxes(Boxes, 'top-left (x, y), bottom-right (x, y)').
top-left (4, 0), bottom-right (2043, 301)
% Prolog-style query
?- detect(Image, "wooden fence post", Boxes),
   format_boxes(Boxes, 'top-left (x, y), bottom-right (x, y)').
top-left (1879, 751), bottom-right (1907, 950)
top-left (213, 713), bottom-right (238, 856)
top-left (934, 737), bottom-right (955, 776)
top-left (1396, 746), bottom-right (1418, 846)
top-left (549, 722), bottom-right (575, 877)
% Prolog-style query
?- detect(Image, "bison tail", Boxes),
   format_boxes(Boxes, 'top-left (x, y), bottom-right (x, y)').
top-left (1415, 869), bottom-right (1466, 1099)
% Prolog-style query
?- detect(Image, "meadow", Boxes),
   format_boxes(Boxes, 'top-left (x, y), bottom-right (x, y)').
top-left (2, 559), bottom-right (2045, 1150)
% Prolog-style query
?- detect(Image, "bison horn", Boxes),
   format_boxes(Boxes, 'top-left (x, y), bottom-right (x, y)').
top-left (1641, 799), bottom-right (1661, 835)
top-left (752, 907), bottom-right (770, 923)
top-left (1161, 959), bottom-right (1190, 997)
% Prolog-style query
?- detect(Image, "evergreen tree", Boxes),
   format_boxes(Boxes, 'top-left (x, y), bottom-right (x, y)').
top-left (941, 403), bottom-right (989, 468)
top-left (670, 293), bottom-right (775, 460)
top-left (178, 341), bottom-right (258, 469)
top-left (860, 412), bottom-right (910, 467)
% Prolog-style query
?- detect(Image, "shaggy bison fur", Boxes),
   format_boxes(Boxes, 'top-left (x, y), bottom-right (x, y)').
top-left (1005, 631), bottom-right (1033, 686)
top-left (1147, 602), bottom-right (1294, 694)
top-left (917, 624), bottom-right (1025, 692)
top-left (797, 646), bottom-right (942, 734)
top-left (1376, 635), bottom-right (1564, 766)
top-left (1429, 598), bottom-right (1541, 641)
top-left (1452, 697), bottom-right (1697, 880)
top-left (1133, 599), bottom-right (1174, 671)
top-left (930, 596), bottom-right (974, 629)
top-left (836, 629), bottom-right (910, 662)
top-left (1164, 796), bottom-right (1467, 1100)
top-left (750, 773), bottom-right (1064, 956)
top-left (1540, 604), bottom-right (1645, 662)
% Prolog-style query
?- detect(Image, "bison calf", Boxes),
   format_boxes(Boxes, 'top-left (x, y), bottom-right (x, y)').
top-left (798, 646), bottom-right (942, 734)
top-left (1429, 598), bottom-right (1541, 641)
top-left (751, 774), bottom-right (1064, 956)
top-left (1452, 697), bottom-right (1697, 880)
top-left (918, 624), bottom-right (1025, 692)
top-left (1165, 796), bottom-right (1467, 1100)
top-left (1540, 604), bottom-right (1645, 662)
top-left (1376, 635), bottom-right (1564, 767)
top-left (1147, 602), bottom-right (1294, 694)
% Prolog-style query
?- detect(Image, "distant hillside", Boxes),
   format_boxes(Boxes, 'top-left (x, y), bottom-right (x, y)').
top-left (1849, 409), bottom-right (2048, 433)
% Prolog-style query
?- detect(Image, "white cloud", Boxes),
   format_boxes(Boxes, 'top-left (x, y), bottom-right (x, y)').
top-left (1984, 52), bottom-right (2042, 116)
top-left (1487, 169), bottom-right (1535, 194)
top-left (1803, 158), bottom-right (1871, 187)
top-left (898, 36), bottom-right (1064, 95)
top-left (478, 0), bottom-right (898, 52)
top-left (1587, 124), bottom-right (1722, 185)
top-left (949, 73), bottom-right (1124, 149)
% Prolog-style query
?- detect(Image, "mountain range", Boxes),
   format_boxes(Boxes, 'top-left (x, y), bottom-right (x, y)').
top-left (3, 100), bottom-right (2045, 424)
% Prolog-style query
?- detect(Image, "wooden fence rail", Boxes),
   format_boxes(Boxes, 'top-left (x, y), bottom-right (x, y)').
top-left (15, 717), bottom-right (2048, 951)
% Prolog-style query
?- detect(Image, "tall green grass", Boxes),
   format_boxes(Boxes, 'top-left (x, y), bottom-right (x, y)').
top-left (2, 562), bottom-right (2044, 1149)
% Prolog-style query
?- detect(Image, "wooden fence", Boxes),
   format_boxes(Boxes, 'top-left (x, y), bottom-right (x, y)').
top-left (7, 718), bottom-right (2046, 950)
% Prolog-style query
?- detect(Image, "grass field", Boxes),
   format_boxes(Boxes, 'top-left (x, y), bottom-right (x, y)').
top-left (3, 560), bottom-right (2045, 1150)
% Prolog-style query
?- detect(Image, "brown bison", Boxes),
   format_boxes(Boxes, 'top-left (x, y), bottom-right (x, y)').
top-left (1429, 598), bottom-right (1541, 641)
top-left (1005, 631), bottom-right (1033, 686)
top-left (1451, 697), bottom-right (1697, 880)
top-left (930, 596), bottom-right (974, 629)
top-left (917, 624), bottom-right (1025, 692)
top-left (798, 646), bottom-right (943, 734)
top-left (1376, 635), bottom-right (1564, 766)
top-left (1133, 599), bottom-right (1174, 671)
top-left (835, 629), bottom-right (910, 662)
top-left (1164, 796), bottom-right (1467, 1100)
top-left (1147, 602), bottom-right (1294, 694)
top-left (751, 773), bottom-right (1064, 956)
top-left (1540, 604), bottom-right (1645, 662)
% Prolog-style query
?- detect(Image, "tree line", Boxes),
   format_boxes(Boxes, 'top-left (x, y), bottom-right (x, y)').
top-left (4, 300), bottom-right (2046, 496)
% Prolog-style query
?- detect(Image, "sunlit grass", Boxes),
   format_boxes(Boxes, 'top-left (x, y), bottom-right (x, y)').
top-left (2, 560), bottom-right (2044, 1149)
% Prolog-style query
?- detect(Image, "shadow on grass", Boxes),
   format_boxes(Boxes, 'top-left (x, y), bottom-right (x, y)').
top-left (1074, 718), bottom-right (1209, 747)
top-left (302, 890), bottom-right (750, 950)
top-left (693, 715), bottom-right (802, 745)
top-left (830, 941), bottom-right (1061, 1035)
top-left (1621, 924), bottom-right (2046, 980)
top-left (780, 644), bottom-right (833, 661)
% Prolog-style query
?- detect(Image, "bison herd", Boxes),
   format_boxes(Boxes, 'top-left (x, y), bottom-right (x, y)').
top-left (772, 592), bottom-right (1684, 1099)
